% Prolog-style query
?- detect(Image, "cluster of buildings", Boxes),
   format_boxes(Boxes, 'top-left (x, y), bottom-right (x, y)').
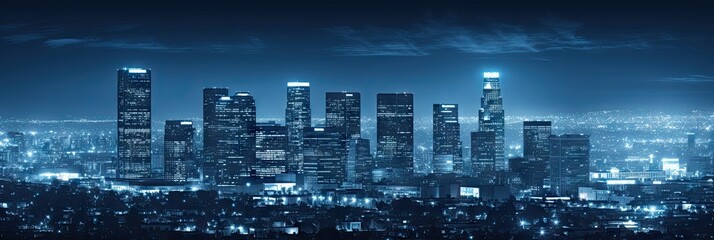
top-left (111, 68), bottom-right (602, 198)
top-left (1, 68), bottom-right (713, 238)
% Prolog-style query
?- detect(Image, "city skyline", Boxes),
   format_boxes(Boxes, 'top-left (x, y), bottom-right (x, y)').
top-left (1, 1), bottom-right (713, 239)
top-left (2, 1), bottom-right (714, 120)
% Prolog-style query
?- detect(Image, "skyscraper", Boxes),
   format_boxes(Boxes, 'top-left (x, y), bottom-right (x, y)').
top-left (214, 92), bottom-right (256, 185)
top-left (433, 104), bottom-right (462, 174)
top-left (117, 68), bottom-right (152, 179)
top-left (303, 127), bottom-right (346, 189)
top-left (202, 87), bottom-right (229, 183)
top-left (255, 122), bottom-right (288, 177)
top-left (549, 134), bottom-right (590, 196)
top-left (164, 120), bottom-right (197, 182)
top-left (286, 82), bottom-right (311, 174)
top-left (523, 121), bottom-right (552, 191)
top-left (478, 72), bottom-right (506, 171)
top-left (471, 131), bottom-right (496, 175)
top-left (376, 93), bottom-right (414, 179)
top-left (686, 132), bottom-right (696, 168)
top-left (349, 138), bottom-right (372, 184)
top-left (326, 92), bottom-right (361, 138)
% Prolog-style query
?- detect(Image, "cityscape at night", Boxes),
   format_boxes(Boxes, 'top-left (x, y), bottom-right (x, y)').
top-left (1, 1), bottom-right (713, 239)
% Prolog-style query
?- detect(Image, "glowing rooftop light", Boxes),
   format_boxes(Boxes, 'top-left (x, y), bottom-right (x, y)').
top-left (219, 96), bottom-right (232, 101)
top-left (180, 121), bottom-right (192, 125)
top-left (314, 128), bottom-right (324, 132)
top-left (127, 68), bottom-right (147, 73)
top-left (483, 72), bottom-right (499, 78)
top-left (441, 104), bottom-right (456, 108)
top-left (235, 92), bottom-right (250, 96)
top-left (287, 82), bottom-right (310, 87)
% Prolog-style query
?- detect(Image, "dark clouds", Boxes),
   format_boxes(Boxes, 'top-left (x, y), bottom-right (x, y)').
top-left (327, 17), bottom-right (651, 56)
top-left (1, 0), bottom-right (713, 119)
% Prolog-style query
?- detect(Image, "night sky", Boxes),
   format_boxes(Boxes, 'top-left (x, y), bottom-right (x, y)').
top-left (1, 1), bottom-right (713, 120)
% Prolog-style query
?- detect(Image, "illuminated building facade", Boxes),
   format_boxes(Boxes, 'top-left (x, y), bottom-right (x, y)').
top-left (549, 134), bottom-right (590, 196)
top-left (433, 104), bottom-right (462, 174)
top-left (214, 92), bottom-right (256, 185)
top-left (117, 68), bottom-right (152, 179)
top-left (376, 93), bottom-right (414, 179)
top-left (202, 87), bottom-right (229, 183)
top-left (286, 82), bottom-right (311, 174)
top-left (303, 127), bottom-right (346, 188)
top-left (255, 122), bottom-right (288, 177)
top-left (164, 120), bottom-right (197, 182)
top-left (478, 72), bottom-right (506, 171)
top-left (523, 121), bottom-right (552, 190)
top-left (326, 91), bottom-right (361, 138)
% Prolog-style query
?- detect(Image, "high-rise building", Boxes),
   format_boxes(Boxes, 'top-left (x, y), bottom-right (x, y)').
top-left (348, 138), bottom-right (372, 184)
top-left (549, 134), bottom-right (590, 196)
top-left (478, 72), bottom-right (506, 171)
top-left (686, 132), bottom-right (696, 168)
top-left (202, 87), bottom-right (229, 183)
top-left (214, 92), bottom-right (256, 185)
top-left (303, 127), bottom-right (346, 189)
top-left (117, 68), bottom-right (152, 179)
top-left (255, 122), bottom-right (288, 177)
top-left (433, 104), bottom-right (462, 174)
top-left (508, 156), bottom-right (529, 191)
top-left (286, 82), bottom-right (311, 174)
top-left (471, 131), bottom-right (495, 175)
top-left (326, 92), bottom-right (361, 138)
top-left (376, 93), bottom-right (414, 179)
top-left (523, 121), bottom-right (552, 191)
top-left (164, 120), bottom-right (197, 182)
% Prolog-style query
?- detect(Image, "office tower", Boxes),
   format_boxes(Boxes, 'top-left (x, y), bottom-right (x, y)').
top-left (348, 138), bottom-right (372, 184)
top-left (303, 127), bottom-right (346, 188)
top-left (433, 104), bottom-right (462, 174)
top-left (117, 68), bottom-right (151, 179)
top-left (214, 92), bottom-right (256, 185)
top-left (326, 92), bottom-right (361, 138)
top-left (549, 134), bottom-right (590, 196)
top-left (686, 132), bottom-right (696, 169)
top-left (376, 93), bottom-right (414, 179)
top-left (471, 131), bottom-right (496, 174)
top-left (286, 82), bottom-right (311, 174)
top-left (523, 121), bottom-right (552, 191)
top-left (202, 87), bottom-right (229, 183)
top-left (478, 72), bottom-right (506, 171)
top-left (164, 120), bottom-right (197, 182)
top-left (255, 122), bottom-right (288, 177)
top-left (687, 132), bottom-right (696, 155)
top-left (508, 157), bottom-right (529, 190)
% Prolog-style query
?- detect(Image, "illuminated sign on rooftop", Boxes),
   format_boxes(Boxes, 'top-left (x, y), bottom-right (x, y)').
top-left (287, 82), bottom-right (310, 87)
top-left (127, 68), bottom-right (147, 73)
top-left (483, 72), bottom-right (499, 78)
